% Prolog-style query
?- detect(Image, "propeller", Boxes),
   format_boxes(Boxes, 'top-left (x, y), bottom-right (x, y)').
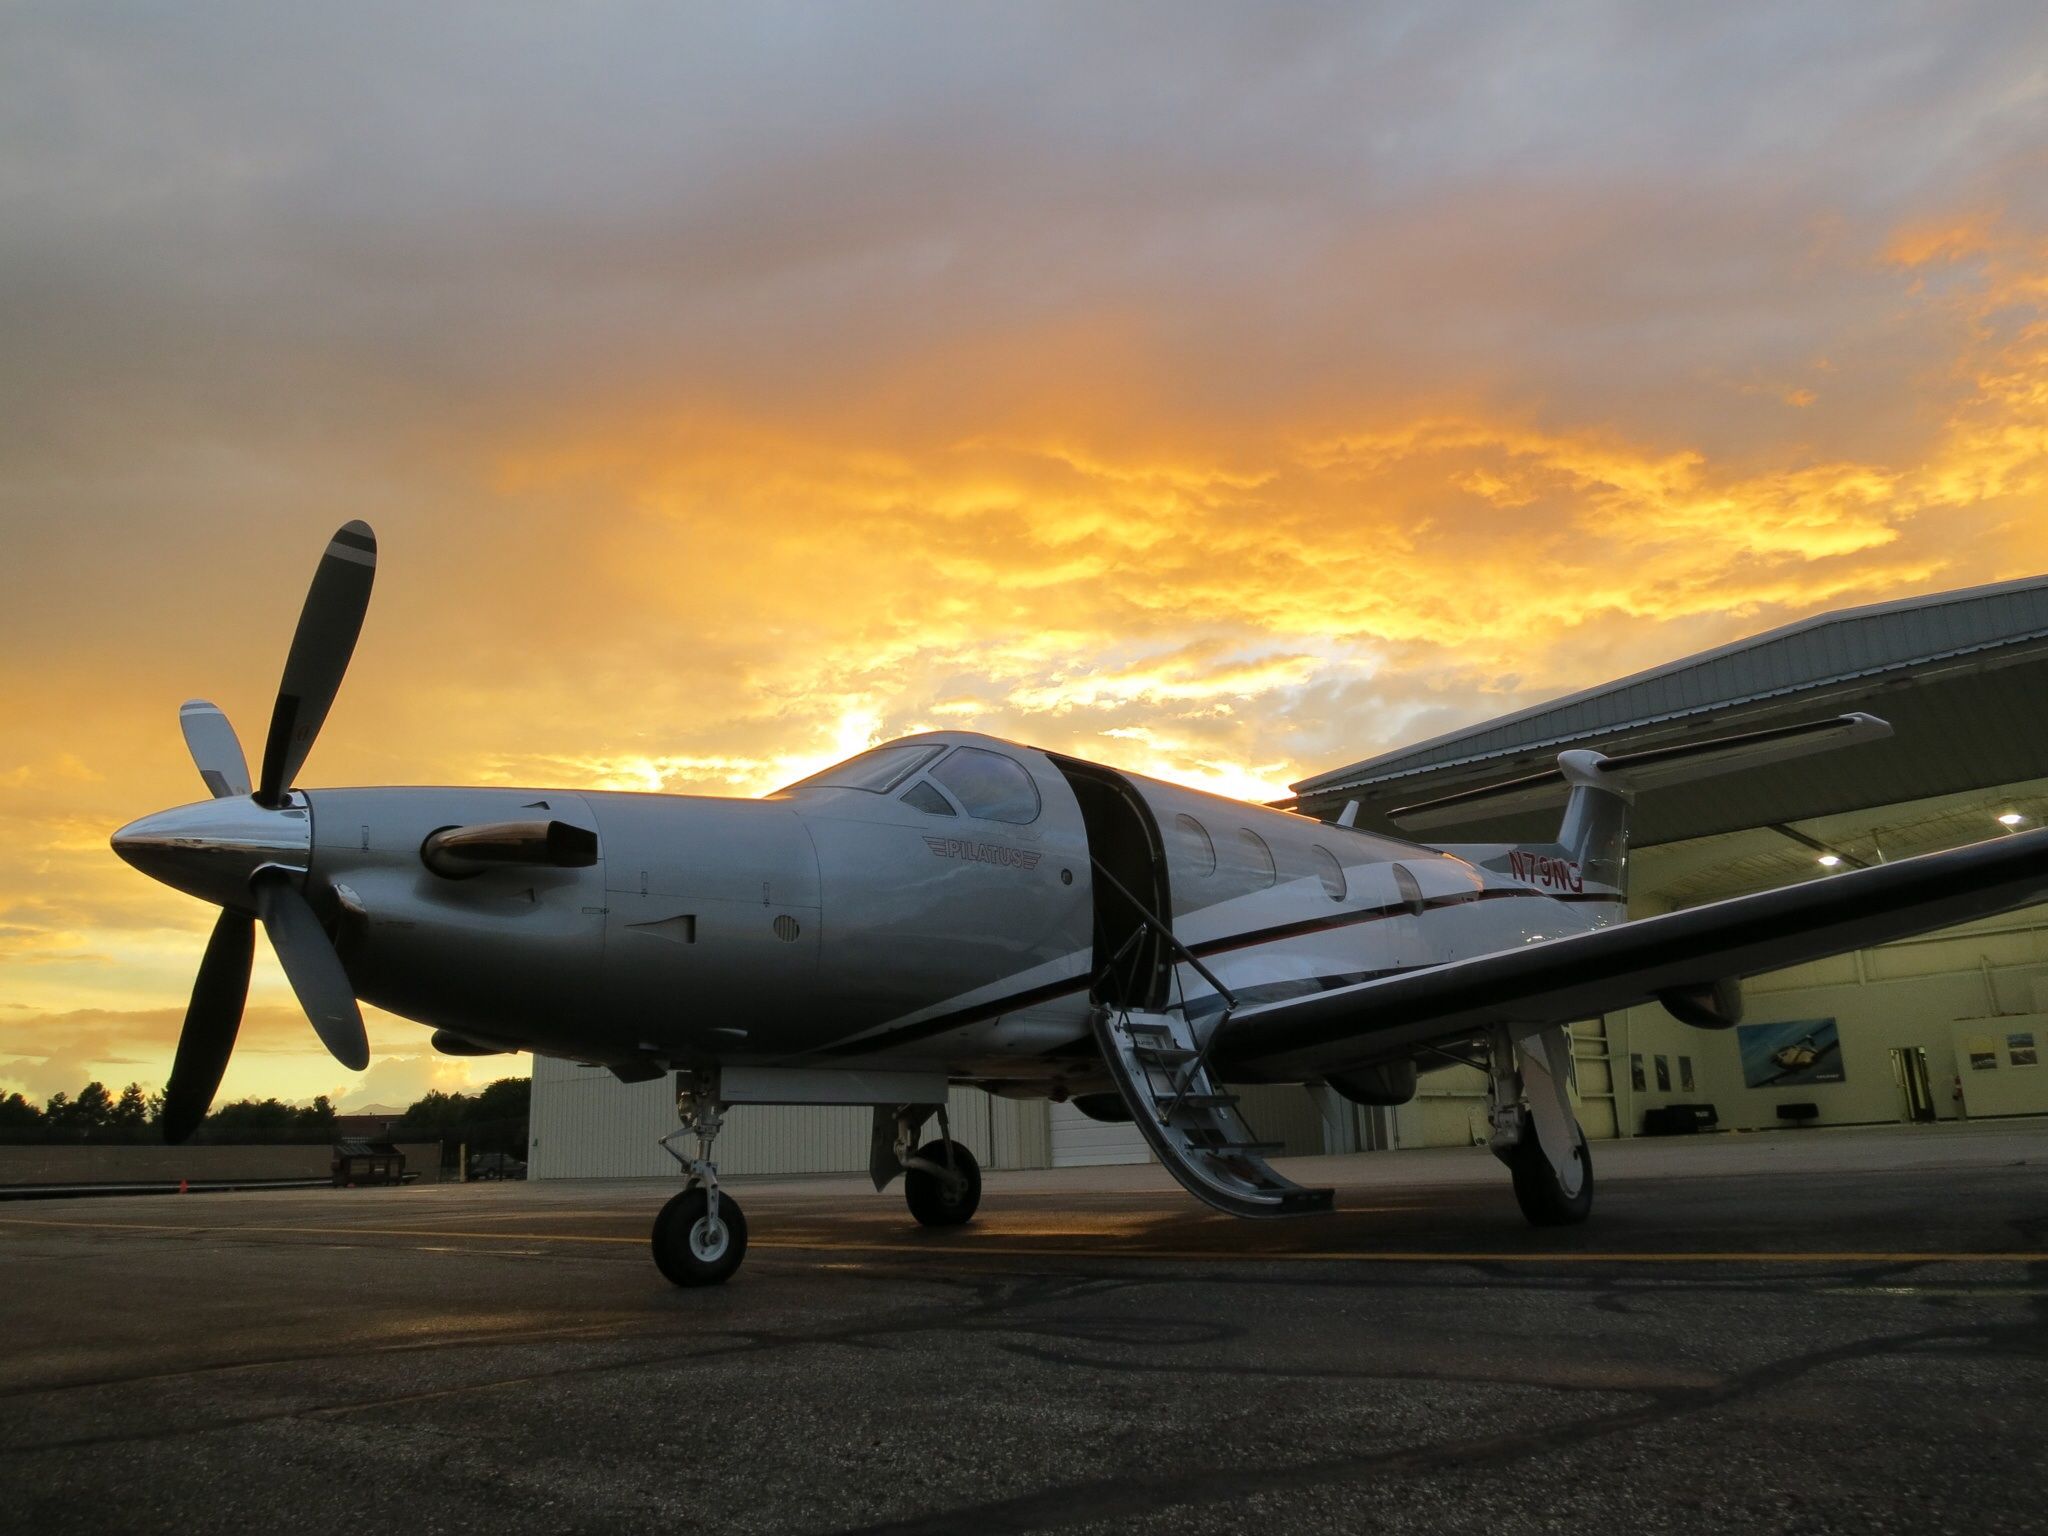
top-left (161, 910), bottom-right (256, 1144)
top-left (178, 701), bottom-right (251, 799)
top-left (152, 521), bottom-right (378, 1142)
top-left (256, 520), bottom-right (377, 808)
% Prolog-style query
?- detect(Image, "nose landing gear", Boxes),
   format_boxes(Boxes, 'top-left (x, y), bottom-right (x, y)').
top-left (654, 1069), bottom-right (748, 1286)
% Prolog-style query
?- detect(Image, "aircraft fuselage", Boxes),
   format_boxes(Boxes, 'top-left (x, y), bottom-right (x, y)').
top-left (128, 731), bottom-right (1620, 1092)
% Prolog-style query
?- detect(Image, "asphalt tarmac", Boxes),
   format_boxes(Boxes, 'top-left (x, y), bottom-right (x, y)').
top-left (5, 1121), bottom-right (2047, 1535)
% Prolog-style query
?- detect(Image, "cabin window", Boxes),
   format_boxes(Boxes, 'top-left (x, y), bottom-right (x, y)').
top-left (1391, 863), bottom-right (1425, 916)
top-left (1176, 814), bottom-right (1216, 876)
top-left (931, 747), bottom-right (1041, 825)
top-left (1236, 828), bottom-right (1276, 889)
top-left (1311, 845), bottom-right (1346, 901)
top-left (782, 742), bottom-right (943, 794)
top-left (900, 780), bottom-right (956, 816)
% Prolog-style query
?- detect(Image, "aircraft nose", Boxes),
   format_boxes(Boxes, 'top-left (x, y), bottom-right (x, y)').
top-left (110, 810), bottom-right (172, 874)
top-left (107, 796), bottom-right (313, 907)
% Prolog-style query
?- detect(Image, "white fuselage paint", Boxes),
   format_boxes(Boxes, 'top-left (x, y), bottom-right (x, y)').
top-left (280, 732), bottom-right (1613, 1094)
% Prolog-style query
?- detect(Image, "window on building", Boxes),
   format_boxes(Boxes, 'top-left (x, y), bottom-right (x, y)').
top-left (1176, 813), bottom-right (1216, 876)
top-left (1311, 845), bottom-right (1346, 901)
top-left (1679, 1055), bottom-right (1695, 1092)
top-left (1654, 1055), bottom-right (1672, 1092)
top-left (1630, 1053), bottom-right (1646, 1092)
top-left (900, 780), bottom-right (955, 816)
top-left (931, 747), bottom-right (1041, 825)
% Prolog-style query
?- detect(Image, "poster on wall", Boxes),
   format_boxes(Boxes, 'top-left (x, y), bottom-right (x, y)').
top-left (2009, 1032), bottom-right (2038, 1068)
top-left (1960, 1032), bottom-right (1999, 1071)
top-left (1736, 1018), bottom-right (1845, 1088)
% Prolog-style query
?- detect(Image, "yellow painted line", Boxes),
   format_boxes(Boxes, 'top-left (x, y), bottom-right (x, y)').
top-left (749, 1242), bottom-right (2048, 1265)
top-left (2, 1216), bottom-right (2043, 1265)
top-left (0, 1216), bottom-right (643, 1245)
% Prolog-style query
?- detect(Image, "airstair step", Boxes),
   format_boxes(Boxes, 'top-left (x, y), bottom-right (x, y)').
top-left (1133, 1043), bottom-right (1198, 1065)
top-left (1089, 1003), bottom-right (1332, 1221)
top-left (1157, 1091), bottom-right (1237, 1111)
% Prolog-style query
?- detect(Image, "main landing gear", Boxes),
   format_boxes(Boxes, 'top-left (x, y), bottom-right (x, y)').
top-left (873, 1104), bottom-right (982, 1228)
top-left (1487, 1024), bottom-right (1593, 1227)
top-left (653, 1069), bottom-right (747, 1287)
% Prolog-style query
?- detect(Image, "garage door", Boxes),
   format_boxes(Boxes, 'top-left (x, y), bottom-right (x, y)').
top-left (1048, 1100), bottom-right (1150, 1166)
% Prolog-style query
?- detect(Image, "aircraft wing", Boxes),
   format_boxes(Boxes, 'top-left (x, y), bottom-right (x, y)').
top-left (1218, 827), bottom-right (2048, 1079)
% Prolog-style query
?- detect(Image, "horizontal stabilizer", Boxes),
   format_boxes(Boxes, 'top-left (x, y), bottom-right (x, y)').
top-left (1391, 713), bottom-right (1891, 832)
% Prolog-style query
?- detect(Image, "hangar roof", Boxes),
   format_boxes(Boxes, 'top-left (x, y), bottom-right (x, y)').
top-left (1286, 574), bottom-right (2048, 849)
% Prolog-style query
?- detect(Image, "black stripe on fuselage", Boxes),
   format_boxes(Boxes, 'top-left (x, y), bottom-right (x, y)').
top-left (818, 881), bottom-right (1604, 1057)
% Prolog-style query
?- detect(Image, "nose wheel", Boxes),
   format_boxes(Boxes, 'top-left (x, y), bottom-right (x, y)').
top-left (654, 1067), bottom-right (749, 1287)
top-left (652, 1186), bottom-right (748, 1286)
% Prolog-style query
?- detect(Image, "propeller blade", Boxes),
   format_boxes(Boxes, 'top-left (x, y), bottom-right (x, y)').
top-left (178, 700), bottom-right (252, 799)
top-left (255, 521), bottom-right (376, 808)
top-left (162, 909), bottom-right (256, 1144)
top-left (255, 873), bottom-right (370, 1070)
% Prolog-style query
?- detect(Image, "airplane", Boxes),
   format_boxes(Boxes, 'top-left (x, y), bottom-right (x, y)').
top-left (1770, 1037), bottom-right (1825, 1073)
top-left (112, 523), bottom-right (2048, 1286)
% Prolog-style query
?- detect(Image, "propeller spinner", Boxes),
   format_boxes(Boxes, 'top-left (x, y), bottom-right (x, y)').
top-left (112, 521), bottom-right (379, 1142)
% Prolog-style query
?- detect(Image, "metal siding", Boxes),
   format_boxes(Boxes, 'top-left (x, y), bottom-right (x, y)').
top-left (1049, 1101), bottom-right (1149, 1166)
top-left (1294, 576), bottom-right (2048, 799)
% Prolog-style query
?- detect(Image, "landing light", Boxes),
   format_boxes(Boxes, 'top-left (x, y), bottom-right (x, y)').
top-left (1816, 854), bottom-right (1842, 868)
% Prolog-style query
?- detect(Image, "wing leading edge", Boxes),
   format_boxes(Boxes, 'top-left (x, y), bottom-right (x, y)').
top-left (1220, 827), bottom-right (2048, 1080)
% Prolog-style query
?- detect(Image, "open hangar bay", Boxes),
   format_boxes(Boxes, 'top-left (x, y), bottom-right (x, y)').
top-left (530, 575), bottom-right (2048, 1180)
top-left (3, 1123), bottom-right (2046, 1535)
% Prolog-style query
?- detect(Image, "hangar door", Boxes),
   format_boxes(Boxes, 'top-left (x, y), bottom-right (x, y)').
top-left (1049, 1100), bottom-right (1149, 1167)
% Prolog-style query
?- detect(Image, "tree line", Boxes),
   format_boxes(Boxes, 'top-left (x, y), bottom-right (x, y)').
top-left (0, 1077), bottom-right (530, 1152)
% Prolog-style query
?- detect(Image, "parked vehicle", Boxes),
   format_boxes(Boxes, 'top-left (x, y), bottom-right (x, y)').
top-left (468, 1151), bottom-right (527, 1181)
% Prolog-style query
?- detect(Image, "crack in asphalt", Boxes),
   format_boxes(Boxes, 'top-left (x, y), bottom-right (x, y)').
top-left (833, 1318), bottom-right (2019, 1536)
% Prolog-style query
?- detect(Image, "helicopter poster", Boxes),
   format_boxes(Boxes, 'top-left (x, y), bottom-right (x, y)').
top-left (1737, 1019), bottom-right (1846, 1089)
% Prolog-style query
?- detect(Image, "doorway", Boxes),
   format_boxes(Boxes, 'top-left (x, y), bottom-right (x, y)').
top-left (1889, 1046), bottom-right (1936, 1123)
top-left (1048, 755), bottom-right (1172, 1011)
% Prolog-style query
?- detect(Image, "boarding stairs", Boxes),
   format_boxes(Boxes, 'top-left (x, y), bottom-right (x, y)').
top-left (1090, 1003), bottom-right (1334, 1218)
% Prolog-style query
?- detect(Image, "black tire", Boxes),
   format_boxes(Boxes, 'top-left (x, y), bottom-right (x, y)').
top-left (651, 1187), bottom-right (748, 1286)
top-left (904, 1140), bottom-right (981, 1227)
top-left (1506, 1123), bottom-right (1593, 1227)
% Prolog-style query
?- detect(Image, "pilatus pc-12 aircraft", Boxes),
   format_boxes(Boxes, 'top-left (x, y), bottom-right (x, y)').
top-left (114, 524), bottom-right (2048, 1285)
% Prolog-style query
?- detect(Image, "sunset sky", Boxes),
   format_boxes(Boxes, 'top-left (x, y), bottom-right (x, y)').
top-left (4, 4), bottom-right (2048, 1111)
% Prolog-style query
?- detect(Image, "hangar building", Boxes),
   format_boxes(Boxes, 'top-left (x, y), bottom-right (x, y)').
top-left (528, 574), bottom-right (2048, 1179)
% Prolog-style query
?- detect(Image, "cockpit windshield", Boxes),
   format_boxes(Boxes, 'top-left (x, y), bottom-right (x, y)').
top-left (779, 743), bottom-right (944, 795)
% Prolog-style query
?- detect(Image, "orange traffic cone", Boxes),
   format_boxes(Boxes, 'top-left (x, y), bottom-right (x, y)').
top-left (178, 1178), bottom-right (188, 1193)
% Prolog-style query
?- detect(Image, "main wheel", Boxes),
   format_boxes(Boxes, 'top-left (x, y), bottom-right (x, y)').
top-left (1505, 1122), bottom-right (1593, 1227)
top-left (652, 1186), bottom-right (748, 1286)
top-left (904, 1139), bottom-right (981, 1227)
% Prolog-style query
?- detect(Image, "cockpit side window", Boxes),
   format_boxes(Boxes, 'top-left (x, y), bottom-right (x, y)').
top-left (780, 743), bottom-right (944, 795)
top-left (931, 747), bottom-right (1041, 825)
top-left (900, 779), bottom-right (956, 816)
